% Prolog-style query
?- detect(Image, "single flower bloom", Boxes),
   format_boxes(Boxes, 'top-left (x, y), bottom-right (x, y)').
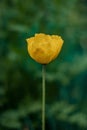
top-left (26, 33), bottom-right (64, 64)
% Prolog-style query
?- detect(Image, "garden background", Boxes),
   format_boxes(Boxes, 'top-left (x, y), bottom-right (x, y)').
top-left (0, 0), bottom-right (87, 129)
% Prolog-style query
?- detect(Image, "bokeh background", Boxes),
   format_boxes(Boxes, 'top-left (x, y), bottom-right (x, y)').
top-left (0, 0), bottom-right (87, 130)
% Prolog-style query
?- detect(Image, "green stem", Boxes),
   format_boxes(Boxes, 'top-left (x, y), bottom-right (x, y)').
top-left (42, 64), bottom-right (46, 130)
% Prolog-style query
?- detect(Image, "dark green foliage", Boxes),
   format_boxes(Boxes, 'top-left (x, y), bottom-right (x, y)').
top-left (0, 0), bottom-right (87, 129)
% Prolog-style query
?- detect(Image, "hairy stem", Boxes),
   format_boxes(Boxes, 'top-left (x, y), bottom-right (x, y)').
top-left (42, 64), bottom-right (46, 130)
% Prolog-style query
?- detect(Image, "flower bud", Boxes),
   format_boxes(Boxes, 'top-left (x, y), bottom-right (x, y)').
top-left (26, 33), bottom-right (64, 64)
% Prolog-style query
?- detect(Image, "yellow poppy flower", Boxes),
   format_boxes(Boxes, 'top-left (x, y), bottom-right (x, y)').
top-left (26, 33), bottom-right (64, 64)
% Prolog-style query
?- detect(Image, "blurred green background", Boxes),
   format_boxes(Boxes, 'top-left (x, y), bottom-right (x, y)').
top-left (0, 0), bottom-right (87, 129)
